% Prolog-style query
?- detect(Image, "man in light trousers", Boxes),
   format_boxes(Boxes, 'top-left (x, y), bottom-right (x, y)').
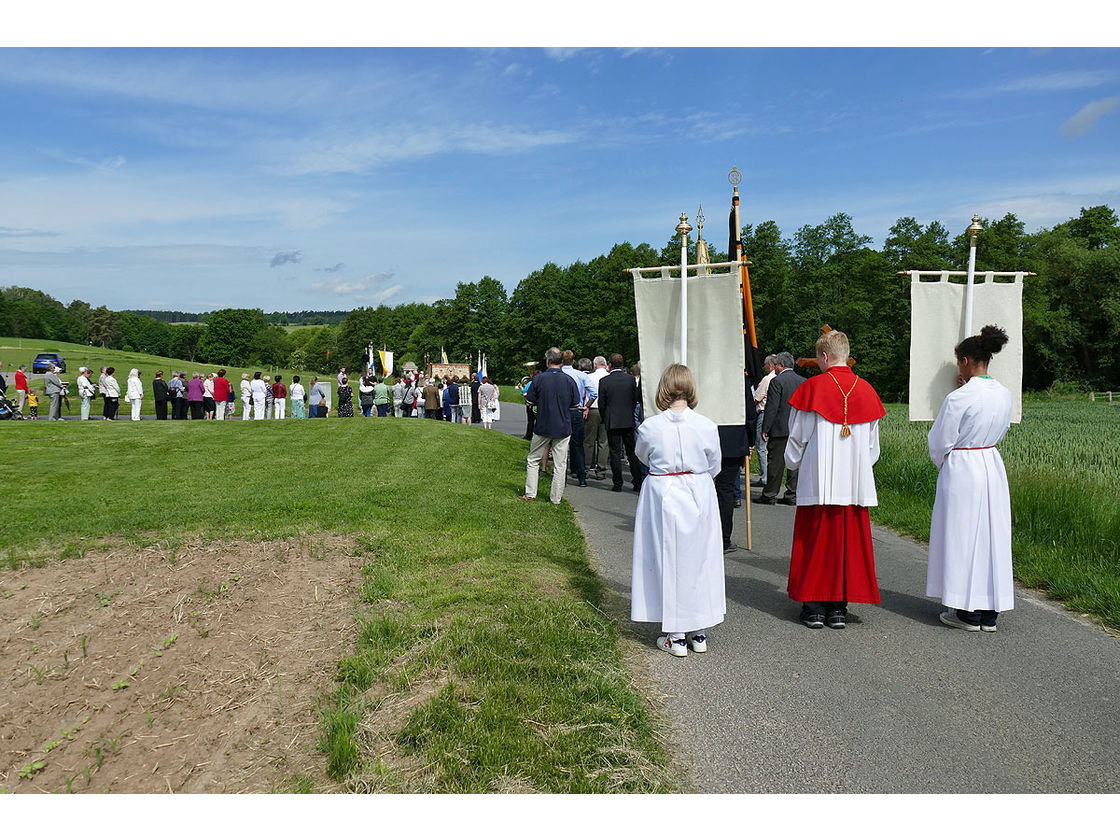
top-left (520, 347), bottom-right (580, 505)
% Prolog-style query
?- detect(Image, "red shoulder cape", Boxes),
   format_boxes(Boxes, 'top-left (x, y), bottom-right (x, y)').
top-left (788, 366), bottom-right (885, 425)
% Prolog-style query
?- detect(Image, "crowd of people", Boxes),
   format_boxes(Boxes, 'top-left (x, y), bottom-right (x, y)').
top-left (516, 328), bottom-right (1015, 658)
top-left (4, 329), bottom-right (1015, 655)
top-left (0, 361), bottom-right (505, 424)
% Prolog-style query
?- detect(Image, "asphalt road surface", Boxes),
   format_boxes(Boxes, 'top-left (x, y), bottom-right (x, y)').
top-left (492, 401), bottom-right (1120, 793)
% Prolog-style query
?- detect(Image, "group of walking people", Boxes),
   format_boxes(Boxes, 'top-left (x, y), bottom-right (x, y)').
top-left (521, 326), bottom-right (1016, 659)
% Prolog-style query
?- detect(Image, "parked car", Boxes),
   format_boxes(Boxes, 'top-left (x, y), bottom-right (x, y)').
top-left (31, 352), bottom-right (66, 373)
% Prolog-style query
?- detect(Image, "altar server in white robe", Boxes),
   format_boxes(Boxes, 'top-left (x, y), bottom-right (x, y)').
top-left (631, 363), bottom-right (725, 658)
top-left (927, 325), bottom-right (1014, 632)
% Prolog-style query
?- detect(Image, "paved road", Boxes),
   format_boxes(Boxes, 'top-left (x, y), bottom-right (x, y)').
top-left (493, 402), bottom-right (1120, 793)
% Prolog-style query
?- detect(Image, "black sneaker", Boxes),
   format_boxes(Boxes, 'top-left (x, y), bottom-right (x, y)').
top-left (826, 610), bottom-right (847, 629)
top-left (799, 607), bottom-right (825, 629)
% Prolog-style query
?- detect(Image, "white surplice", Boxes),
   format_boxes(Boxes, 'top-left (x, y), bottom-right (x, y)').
top-left (785, 409), bottom-right (880, 506)
top-left (631, 407), bottom-right (726, 633)
top-left (926, 376), bottom-right (1014, 611)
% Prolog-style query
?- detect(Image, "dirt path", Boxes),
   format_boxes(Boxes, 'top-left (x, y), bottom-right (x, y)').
top-left (1, 535), bottom-right (360, 793)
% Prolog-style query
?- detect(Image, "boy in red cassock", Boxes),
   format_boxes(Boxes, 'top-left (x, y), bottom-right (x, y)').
top-left (784, 329), bottom-right (885, 630)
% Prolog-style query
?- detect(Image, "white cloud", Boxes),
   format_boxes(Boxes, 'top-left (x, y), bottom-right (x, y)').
top-left (1060, 97), bottom-right (1120, 139)
top-left (280, 123), bottom-right (576, 175)
top-left (993, 70), bottom-right (1113, 94)
top-left (311, 271), bottom-right (397, 298)
top-left (366, 284), bottom-right (404, 306)
top-left (544, 48), bottom-right (581, 62)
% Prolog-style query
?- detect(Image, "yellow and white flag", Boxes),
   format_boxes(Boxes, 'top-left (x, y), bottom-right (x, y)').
top-left (378, 350), bottom-right (394, 377)
top-left (440, 347), bottom-right (449, 364)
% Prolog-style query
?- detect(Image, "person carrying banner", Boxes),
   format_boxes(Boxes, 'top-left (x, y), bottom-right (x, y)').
top-left (784, 330), bottom-right (885, 630)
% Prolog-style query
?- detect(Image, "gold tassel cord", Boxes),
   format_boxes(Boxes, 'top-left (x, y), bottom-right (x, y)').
top-left (827, 371), bottom-right (860, 438)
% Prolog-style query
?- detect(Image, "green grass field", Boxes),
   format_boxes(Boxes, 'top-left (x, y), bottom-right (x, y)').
top-left (872, 399), bottom-right (1120, 631)
top-left (0, 418), bottom-right (672, 792)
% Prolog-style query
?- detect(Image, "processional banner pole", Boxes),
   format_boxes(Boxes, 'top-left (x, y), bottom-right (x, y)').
top-left (676, 212), bottom-right (692, 366)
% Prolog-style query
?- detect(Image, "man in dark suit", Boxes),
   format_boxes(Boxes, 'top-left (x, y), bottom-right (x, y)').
top-left (716, 375), bottom-right (757, 552)
top-left (597, 353), bottom-right (642, 492)
top-left (759, 351), bottom-right (806, 505)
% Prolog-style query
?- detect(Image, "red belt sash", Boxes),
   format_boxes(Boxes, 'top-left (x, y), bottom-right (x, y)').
top-left (649, 470), bottom-right (694, 476)
top-left (953, 445), bottom-right (996, 450)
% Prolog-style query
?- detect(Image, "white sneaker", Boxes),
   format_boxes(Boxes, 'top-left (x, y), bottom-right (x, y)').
top-left (939, 610), bottom-right (981, 632)
top-left (687, 633), bottom-right (707, 653)
top-left (657, 635), bottom-right (688, 657)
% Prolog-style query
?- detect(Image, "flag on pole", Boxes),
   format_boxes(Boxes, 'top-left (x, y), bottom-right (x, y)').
top-left (730, 192), bottom-right (764, 386)
top-left (440, 347), bottom-right (449, 364)
top-left (378, 350), bottom-right (394, 377)
top-left (480, 352), bottom-right (488, 379)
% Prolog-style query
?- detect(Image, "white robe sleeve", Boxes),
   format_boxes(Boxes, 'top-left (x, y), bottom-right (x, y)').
top-left (635, 423), bottom-right (652, 465)
top-left (868, 418), bottom-right (880, 466)
top-left (784, 407), bottom-right (813, 470)
top-left (928, 392), bottom-right (962, 469)
top-left (704, 425), bottom-right (721, 477)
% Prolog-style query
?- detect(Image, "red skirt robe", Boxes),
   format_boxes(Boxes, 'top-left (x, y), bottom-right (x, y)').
top-left (784, 366), bottom-right (885, 604)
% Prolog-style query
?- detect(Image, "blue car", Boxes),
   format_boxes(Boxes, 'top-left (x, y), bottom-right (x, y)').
top-left (32, 352), bottom-right (66, 373)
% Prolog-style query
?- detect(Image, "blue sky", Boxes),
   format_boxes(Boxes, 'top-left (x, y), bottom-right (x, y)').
top-left (1, 43), bottom-right (1118, 312)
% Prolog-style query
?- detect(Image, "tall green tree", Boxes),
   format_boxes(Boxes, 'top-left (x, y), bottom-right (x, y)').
top-left (196, 308), bottom-right (268, 366)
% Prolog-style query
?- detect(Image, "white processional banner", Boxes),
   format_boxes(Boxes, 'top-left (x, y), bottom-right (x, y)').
top-left (909, 274), bottom-right (1023, 423)
top-left (632, 267), bottom-right (746, 426)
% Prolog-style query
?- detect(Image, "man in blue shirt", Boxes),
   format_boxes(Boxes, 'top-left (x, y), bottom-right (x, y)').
top-left (560, 350), bottom-right (597, 487)
top-left (521, 347), bottom-right (581, 504)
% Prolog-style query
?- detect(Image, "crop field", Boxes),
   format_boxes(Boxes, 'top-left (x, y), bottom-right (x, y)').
top-left (873, 399), bottom-right (1120, 630)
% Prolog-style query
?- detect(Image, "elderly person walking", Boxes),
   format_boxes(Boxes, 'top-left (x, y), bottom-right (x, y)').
top-left (213, 369), bottom-right (231, 420)
top-left (98, 366), bottom-right (111, 419)
top-left (203, 373), bottom-right (216, 419)
top-left (272, 375), bottom-right (287, 419)
top-left (373, 377), bottom-right (391, 417)
top-left (478, 376), bottom-right (499, 429)
top-left (76, 366), bottom-right (97, 420)
top-left (44, 365), bottom-right (67, 420)
top-left (125, 368), bottom-right (144, 420)
top-left (152, 370), bottom-right (169, 420)
top-left (186, 372), bottom-right (205, 420)
top-left (250, 372), bottom-right (269, 420)
top-left (102, 367), bottom-right (121, 420)
top-left (289, 375), bottom-right (307, 418)
top-left (240, 373), bottom-right (253, 421)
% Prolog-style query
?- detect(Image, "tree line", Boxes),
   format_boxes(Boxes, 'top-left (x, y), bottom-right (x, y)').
top-left (2, 205), bottom-right (1117, 394)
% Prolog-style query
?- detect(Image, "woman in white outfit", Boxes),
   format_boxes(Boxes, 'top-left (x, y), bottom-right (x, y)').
top-left (250, 372), bottom-right (268, 420)
top-left (478, 377), bottom-right (498, 429)
top-left (240, 373), bottom-right (252, 421)
top-left (927, 325), bottom-right (1014, 632)
top-left (126, 368), bottom-right (144, 420)
top-left (630, 364), bottom-right (725, 657)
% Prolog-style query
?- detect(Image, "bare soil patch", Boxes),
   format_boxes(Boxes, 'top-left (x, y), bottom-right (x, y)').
top-left (1, 535), bottom-right (360, 793)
